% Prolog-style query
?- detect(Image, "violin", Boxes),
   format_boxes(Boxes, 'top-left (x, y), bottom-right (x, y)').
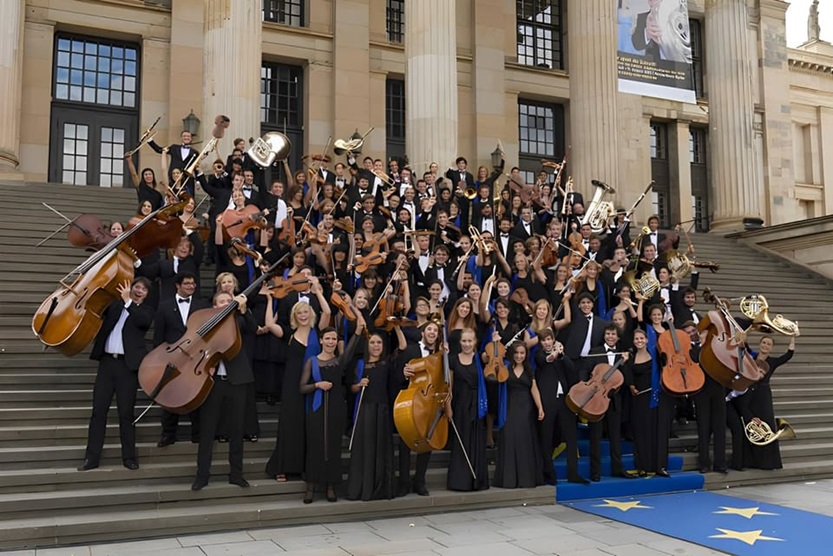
top-left (267, 275), bottom-right (311, 299)
top-left (354, 245), bottom-right (386, 274)
top-left (333, 217), bottom-right (354, 234)
top-left (509, 287), bottom-right (535, 317)
top-left (32, 206), bottom-right (168, 356)
top-left (277, 207), bottom-right (297, 247)
top-left (374, 282), bottom-right (406, 331)
top-left (538, 236), bottom-right (560, 268)
top-left (220, 204), bottom-right (269, 241)
top-left (138, 255), bottom-right (287, 414)
top-left (566, 355), bottom-right (627, 422)
top-left (362, 229), bottom-right (394, 253)
top-left (330, 290), bottom-right (358, 321)
top-left (561, 231), bottom-right (586, 268)
top-left (66, 214), bottom-right (116, 251)
top-left (386, 316), bottom-right (419, 328)
top-left (482, 326), bottom-right (525, 383)
top-left (657, 319), bottom-right (705, 396)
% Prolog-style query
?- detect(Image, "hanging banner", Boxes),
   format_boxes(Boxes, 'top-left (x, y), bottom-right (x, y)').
top-left (617, 0), bottom-right (696, 104)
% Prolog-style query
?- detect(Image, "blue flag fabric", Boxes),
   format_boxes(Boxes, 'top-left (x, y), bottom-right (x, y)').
top-left (304, 328), bottom-right (322, 412)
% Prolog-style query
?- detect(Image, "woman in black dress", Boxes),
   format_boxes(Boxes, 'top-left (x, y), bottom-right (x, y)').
top-left (447, 328), bottom-right (490, 492)
top-left (265, 302), bottom-right (321, 482)
top-left (744, 335), bottom-right (797, 470)
top-left (447, 298), bottom-right (478, 361)
top-left (299, 326), bottom-right (362, 503)
top-left (346, 327), bottom-right (405, 501)
top-left (492, 343), bottom-right (545, 488)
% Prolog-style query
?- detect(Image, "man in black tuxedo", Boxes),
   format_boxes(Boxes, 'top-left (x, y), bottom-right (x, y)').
top-left (149, 130), bottom-right (199, 182)
top-left (241, 169), bottom-right (263, 208)
top-left (495, 217), bottom-right (516, 261)
top-left (191, 290), bottom-right (257, 491)
top-left (153, 272), bottom-right (208, 447)
top-left (445, 156), bottom-right (475, 193)
top-left (670, 281), bottom-right (701, 326)
top-left (585, 325), bottom-right (631, 481)
top-left (512, 206), bottom-right (541, 240)
top-left (424, 245), bottom-right (457, 305)
top-left (563, 292), bottom-right (608, 362)
top-left (152, 235), bottom-right (204, 302)
top-left (395, 321), bottom-right (441, 497)
top-left (78, 277), bottom-right (154, 472)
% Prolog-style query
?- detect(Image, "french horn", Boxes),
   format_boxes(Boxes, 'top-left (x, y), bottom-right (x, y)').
top-left (744, 417), bottom-right (795, 446)
top-left (624, 269), bottom-right (661, 299)
top-left (248, 131), bottom-right (292, 168)
top-left (739, 294), bottom-right (800, 337)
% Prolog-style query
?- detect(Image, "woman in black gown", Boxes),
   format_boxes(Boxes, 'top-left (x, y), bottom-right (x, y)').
top-left (744, 335), bottom-right (796, 470)
top-left (299, 326), bottom-right (362, 503)
top-left (492, 343), bottom-right (545, 488)
top-left (265, 302), bottom-right (321, 481)
top-left (447, 328), bottom-right (490, 492)
top-left (345, 327), bottom-right (405, 501)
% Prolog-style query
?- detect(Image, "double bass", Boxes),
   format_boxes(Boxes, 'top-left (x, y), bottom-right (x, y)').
top-left (138, 254), bottom-right (288, 413)
top-left (657, 319), bottom-right (705, 396)
top-left (66, 214), bottom-right (116, 252)
top-left (566, 355), bottom-right (627, 422)
top-left (393, 347), bottom-right (449, 453)
top-left (32, 206), bottom-right (170, 356)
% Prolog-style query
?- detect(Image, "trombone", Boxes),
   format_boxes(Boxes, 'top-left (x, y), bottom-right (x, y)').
top-left (125, 116), bottom-right (161, 157)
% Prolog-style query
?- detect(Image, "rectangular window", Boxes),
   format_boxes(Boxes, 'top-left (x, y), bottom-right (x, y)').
top-left (262, 0), bottom-right (304, 26)
top-left (516, 0), bottom-right (564, 70)
top-left (54, 35), bottom-right (139, 109)
top-left (61, 123), bottom-right (90, 185)
top-left (689, 126), bottom-right (709, 231)
top-left (260, 62), bottom-right (303, 127)
top-left (690, 19), bottom-right (705, 99)
top-left (518, 99), bottom-right (564, 181)
top-left (99, 127), bottom-right (125, 188)
top-left (650, 122), bottom-right (668, 160)
top-left (387, 0), bottom-right (405, 43)
top-left (386, 79), bottom-right (406, 164)
top-left (650, 121), bottom-right (670, 227)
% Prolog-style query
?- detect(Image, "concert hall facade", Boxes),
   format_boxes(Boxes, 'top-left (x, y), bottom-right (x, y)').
top-left (1, 0), bottom-right (831, 232)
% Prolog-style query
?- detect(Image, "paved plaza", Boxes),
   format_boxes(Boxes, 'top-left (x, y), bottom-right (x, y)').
top-left (7, 480), bottom-right (832, 556)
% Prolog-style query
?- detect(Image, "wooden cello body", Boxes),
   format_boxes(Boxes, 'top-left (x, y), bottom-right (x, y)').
top-left (697, 310), bottom-right (765, 390)
top-left (658, 322), bottom-right (705, 396)
top-left (393, 352), bottom-right (449, 453)
top-left (566, 358), bottom-right (625, 422)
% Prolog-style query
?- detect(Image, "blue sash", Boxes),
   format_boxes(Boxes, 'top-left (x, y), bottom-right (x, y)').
top-left (352, 359), bottom-right (366, 422)
top-left (473, 356), bottom-right (488, 420)
top-left (304, 328), bottom-right (322, 412)
top-left (595, 283), bottom-right (607, 317)
top-left (646, 326), bottom-right (661, 409)
top-left (527, 327), bottom-right (538, 370)
top-left (495, 361), bottom-right (509, 430)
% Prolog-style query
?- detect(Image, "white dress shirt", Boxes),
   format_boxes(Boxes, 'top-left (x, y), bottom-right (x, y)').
top-left (176, 296), bottom-right (191, 326)
top-left (104, 301), bottom-right (133, 355)
top-left (580, 314), bottom-right (594, 357)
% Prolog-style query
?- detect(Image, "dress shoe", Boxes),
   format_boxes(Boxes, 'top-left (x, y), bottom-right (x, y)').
top-left (699, 467), bottom-right (710, 474)
top-left (568, 475), bottom-right (590, 485)
top-left (303, 484), bottom-right (314, 504)
top-left (191, 476), bottom-right (209, 491)
top-left (217, 436), bottom-right (229, 443)
top-left (266, 394), bottom-right (277, 406)
top-left (396, 481), bottom-right (410, 497)
top-left (656, 468), bottom-right (671, 478)
top-left (714, 467), bottom-right (728, 474)
top-left (229, 476), bottom-right (250, 488)
top-left (77, 459), bottom-right (99, 472)
top-left (412, 481), bottom-right (430, 496)
top-left (326, 486), bottom-right (337, 502)
top-left (123, 459), bottom-right (139, 470)
top-left (157, 436), bottom-right (176, 448)
top-left (244, 435), bottom-right (258, 443)
top-left (590, 474), bottom-right (601, 482)
top-left (730, 465), bottom-right (745, 472)
top-left (190, 437), bottom-right (200, 444)
top-left (615, 472), bottom-right (636, 480)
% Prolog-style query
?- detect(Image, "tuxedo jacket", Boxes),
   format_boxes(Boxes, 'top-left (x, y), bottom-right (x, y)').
top-left (586, 344), bottom-right (627, 412)
top-left (631, 12), bottom-right (661, 59)
top-left (153, 295), bottom-right (210, 346)
top-left (90, 299), bottom-right (154, 371)
top-left (445, 168), bottom-right (475, 190)
top-left (148, 141), bottom-right (199, 176)
top-left (154, 234), bottom-right (204, 301)
top-left (512, 219), bottom-right (542, 240)
top-left (563, 314), bottom-right (609, 360)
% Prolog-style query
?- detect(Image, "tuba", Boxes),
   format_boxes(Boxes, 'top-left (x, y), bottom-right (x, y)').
top-left (650, 0), bottom-right (693, 64)
top-left (739, 294), bottom-right (800, 337)
top-left (247, 131), bottom-right (291, 168)
top-left (744, 417), bottom-right (796, 446)
top-left (582, 179), bottom-right (616, 234)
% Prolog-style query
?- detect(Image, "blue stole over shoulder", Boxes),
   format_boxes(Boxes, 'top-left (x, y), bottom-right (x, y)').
top-left (473, 356), bottom-right (488, 420)
top-left (352, 359), bottom-right (366, 422)
top-left (646, 326), bottom-right (661, 409)
top-left (304, 328), bottom-right (322, 412)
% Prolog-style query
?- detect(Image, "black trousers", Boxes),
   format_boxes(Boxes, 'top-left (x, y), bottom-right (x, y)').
top-left (84, 356), bottom-right (138, 463)
top-left (540, 396), bottom-right (579, 481)
top-left (589, 396), bottom-right (622, 477)
top-left (398, 438), bottom-right (431, 487)
top-left (196, 378), bottom-right (247, 480)
top-left (160, 409), bottom-right (200, 441)
top-left (726, 394), bottom-right (751, 470)
top-left (693, 377), bottom-right (726, 470)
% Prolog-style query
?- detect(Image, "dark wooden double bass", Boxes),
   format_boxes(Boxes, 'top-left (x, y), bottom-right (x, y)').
top-left (566, 355), bottom-right (627, 422)
top-left (658, 320), bottom-right (705, 396)
top-left (138, 254), bottom-right (288, 414)
top-left (32, 206), bottom-right (171, 356)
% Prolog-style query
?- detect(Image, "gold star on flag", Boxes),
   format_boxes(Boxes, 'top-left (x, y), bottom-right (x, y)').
top-left (593, 499), bottom-right (652, 512)
top-left (714, 506), bottom-right (779, 519)
top-left (709, 528), bottom-right (784, 546)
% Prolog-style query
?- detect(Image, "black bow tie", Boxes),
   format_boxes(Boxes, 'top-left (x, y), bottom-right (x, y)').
top-left (606, 346), bottom-right (615, 352)
top-left (178, 297), bottom-right (190, 304)
top-left (500, 233), bottom-right (509, 238)
top-left (586, 315), bottom-right (593, 321)
top-left (242, 186), bottom-right (253, 191)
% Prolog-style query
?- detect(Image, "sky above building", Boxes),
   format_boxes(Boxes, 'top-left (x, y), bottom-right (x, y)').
top-left (786, 0), bottom-right (833, 47)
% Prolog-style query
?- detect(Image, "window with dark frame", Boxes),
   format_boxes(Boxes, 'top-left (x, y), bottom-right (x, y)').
top-left (650, 122), bottom-right (668, 160)
top-left (260, 61), bottom-right (304, 184)
top-left (262, 0), bottom-right (304, 27)
top-left (386, 78), bottom-right (406, 164)
top-left (649, 121), bottom-right (670, 226)
top-left (689, 127), bottom-right (709, 231)
top-left (689, 19), bottom-right (705, 99)
top-left (387, 0), bottom-right (405, 43)
top-left (518, 99), bottom-right (564, 184)
top-left (54, 35), bottom-right (139, 108)
top-left (516, 0), bottom-right (564, 70)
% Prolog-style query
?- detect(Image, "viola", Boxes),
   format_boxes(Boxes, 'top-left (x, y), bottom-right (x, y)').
top-left (66, 214), bottom-right (116, 251)
top-left (220, 204), bottom-right (269, 241)
top-left (481, 340), bottom-right (508, 383)
top-left (539, 237), bottom-right (560, 268)
top-left (561, 231), bottom-right (586, 267)
top-left (374, 283), bottom-right (407, 331)
top-left (32, 207), bottom-right (168, 356)
top-left (268, 275), bottom-right (311, 299)
top-left (138, 255), bottom-right (287, 414)
top-left (330, 290), bottom-right (358, 321)
top-left (333, 217), bottom-right (354, 234)
top-left (566, 356), bottom-right (626, 422)
top-left (385, 316), bottom-right (419, 328)
top-left (362, 229), bottom-right (394, 253)
top-left (354, 245), bottom-right (385, 274)
top-left (658, 320), bottom-right (705, 396)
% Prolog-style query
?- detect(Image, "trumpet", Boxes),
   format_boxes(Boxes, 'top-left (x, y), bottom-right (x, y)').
top-left (739, 294), bottom-right (800, 337)
top-left (744, 417), bottom-right (795, 446)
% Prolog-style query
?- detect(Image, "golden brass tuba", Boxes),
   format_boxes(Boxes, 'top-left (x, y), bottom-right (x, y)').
top-left (739, 294), bottom-right (800, 337)
top-left (581, 179), bottom-right (616, 234)
top-left (744, 417), bottom-right (795, 446)
top-left (248, 131), bottom-right (291, 168)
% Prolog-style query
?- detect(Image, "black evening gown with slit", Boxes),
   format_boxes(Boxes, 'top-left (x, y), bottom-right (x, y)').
top-left (492, 366), bottom-right (544, 488)
top-left (447, 355), bottom-right (490, 491)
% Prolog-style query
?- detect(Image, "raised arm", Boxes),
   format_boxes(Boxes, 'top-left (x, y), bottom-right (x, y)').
top-left (125, 155), bottom-right (141, 188)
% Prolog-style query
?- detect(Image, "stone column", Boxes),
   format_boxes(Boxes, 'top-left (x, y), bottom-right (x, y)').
top-left (568, 0), bottom-right (619, 190)
top-left (705, 0), bottom-right (760, 231)
top-left (673, 121), bottom-right (693, 226)
top-left (0, 0), bottom-right (25, 177)
top-left (405, 0), bottom-right (458, 174)
top-left (203, 0), bottom-right (262, 145)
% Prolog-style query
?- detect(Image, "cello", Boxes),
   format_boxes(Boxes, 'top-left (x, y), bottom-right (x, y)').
top-left (32, 206), bottom-right (172, 356)
top-left (126, 198), bottom-right (189, 258)
top-left (657, 319), bottom-right (705, 396)
top-left (138, 254), bottom-right (289, 414)
top-left (566, 354), bottom-right (628, 422)
top-left (66, 214), bottom-right (116, 251)
top-left (393, 344), bottom-right (448, 453)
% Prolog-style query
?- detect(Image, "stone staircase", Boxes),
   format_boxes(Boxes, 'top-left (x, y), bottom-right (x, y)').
top-left (0, 182), bottom-right (550, 550)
